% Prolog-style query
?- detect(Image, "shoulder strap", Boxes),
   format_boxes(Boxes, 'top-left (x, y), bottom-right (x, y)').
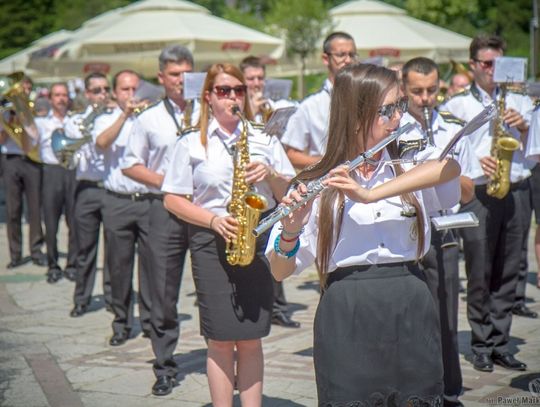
top-left (163, 98), bottom-right (183, 136)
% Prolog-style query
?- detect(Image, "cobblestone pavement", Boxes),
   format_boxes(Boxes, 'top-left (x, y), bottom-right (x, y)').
top-left (0, 222), bottom-right (539, 407)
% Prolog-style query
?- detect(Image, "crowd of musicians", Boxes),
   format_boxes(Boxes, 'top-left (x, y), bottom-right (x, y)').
top-left (1, 31), bottom-right (540, 407)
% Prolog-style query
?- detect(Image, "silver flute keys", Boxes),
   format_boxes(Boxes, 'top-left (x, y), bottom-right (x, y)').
top-left (252, 123), bottom-right (414, 237)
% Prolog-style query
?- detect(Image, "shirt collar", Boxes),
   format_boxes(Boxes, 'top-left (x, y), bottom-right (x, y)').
top-left (208, 117), bottom-right (243, 143)
top-left (323, 78), bottom-right (333, 95)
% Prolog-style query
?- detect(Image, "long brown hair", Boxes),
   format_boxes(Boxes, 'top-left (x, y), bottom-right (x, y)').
top-left (294, 63), bottom-right (425, 288)
top-left (197, 63), bottom-right (254, 148)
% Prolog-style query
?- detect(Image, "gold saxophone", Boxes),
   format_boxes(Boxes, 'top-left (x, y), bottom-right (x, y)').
top-left (486, 84), bottom-right (520, 199)
top-left (226, 105), bottom-right (269, 266)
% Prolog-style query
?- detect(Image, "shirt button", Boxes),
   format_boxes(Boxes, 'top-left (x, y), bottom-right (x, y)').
top-left (380, 242), bottom-right (385, 248)
top-left (376, 211), bottom-right (381, 218)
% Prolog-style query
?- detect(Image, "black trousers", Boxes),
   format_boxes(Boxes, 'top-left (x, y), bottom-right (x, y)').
top-left (42, 164), bottom-right (77, 270)
top-left (72, 181), bottom-right (111, 308)
top-left (147, 198), bottom-right (189, 378)
top-left (102, 191), bottom-right (151, 335)
top-left (2, 154), bottom-right (44, 261)
top-left (422, 229), bottom-right (462, 407)
top-left (516, 173), bottom-right (534, 308)
top-left (459, 183), bottom-right (529, 355)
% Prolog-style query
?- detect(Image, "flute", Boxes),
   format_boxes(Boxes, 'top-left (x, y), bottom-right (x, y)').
top-left (252, 122), bottom-right (414, 237)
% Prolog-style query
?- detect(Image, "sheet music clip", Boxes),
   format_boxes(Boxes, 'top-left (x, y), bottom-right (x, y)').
top-left (431, 211), bottom-right (479, 231)
top-left (263, 106), bottom-right (297, 137)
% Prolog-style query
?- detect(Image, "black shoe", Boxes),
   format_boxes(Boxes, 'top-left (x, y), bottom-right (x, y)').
top-left (109, 332), bottom-right (129, 347)
top-left (142, 330), bottom-right (151, 338)
top-left (151, 376), bottom-right (177, 396)
top-left (472, 353), bottom-right (493, 372)
top-left (512, 304), bottom-right (538, 319)
top-left (70, 304), bottom-right (87, 318)
top-left (7, 258), bottom-right (26, 269)
top-left (31, 253), bottom-right (47, 267)
top-left (272, 312), bottom-right (301, 328)
top-left (63, 267), bottom-right (77, 282)
top-left (492, 352), bottom-right (527, 371)
top-left (46, 267), bottom-right (63, 284)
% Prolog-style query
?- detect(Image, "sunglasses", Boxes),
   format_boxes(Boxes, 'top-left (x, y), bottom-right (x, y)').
top-left (326, 52), bottom-right (358, 61)
top-left (88, 86), bottom-right (110, 95)
top-left (213, 85), bottom-right (247, 98)
top-left (378, 97), bottom-right (408, 119)
top-left (473, 58), bottom-right (494, 69)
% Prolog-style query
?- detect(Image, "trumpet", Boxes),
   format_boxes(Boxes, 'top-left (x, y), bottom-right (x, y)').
top-left (252, 123), bottom-right (414, 237)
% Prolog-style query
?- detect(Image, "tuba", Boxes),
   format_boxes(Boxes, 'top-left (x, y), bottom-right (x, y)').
top-left (52, 103), bottom-right (110, 169)
top-left (0, 74), bottom-right (40, 162)
top-left (486, 84), bottom-right (520, 199)
top-left (226, 105), bottom-right (268, 266)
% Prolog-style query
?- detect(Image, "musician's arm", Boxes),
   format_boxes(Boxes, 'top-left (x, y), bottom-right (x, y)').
top-left (95, 112), bottom-right (129, 150)
top-left (122, 164), bottom-right (163, 189)
top-left (285, 146), bottom-right (321, 169)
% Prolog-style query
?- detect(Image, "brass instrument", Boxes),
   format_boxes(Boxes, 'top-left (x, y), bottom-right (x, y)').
top-left (183, 99), bottom-right (194, 129)
top-left (0, 74), bottom-right (40, 162)
top-left (261, 102), bottom-right (274, 123)
top-left (422, 106), bottom-right (435, 145)
top-left (486, 84), bottom-right (520, 199)
top-left (52, 104), bottom-right (110, 169)
top-left (226, 105), bottom-right (269, 266)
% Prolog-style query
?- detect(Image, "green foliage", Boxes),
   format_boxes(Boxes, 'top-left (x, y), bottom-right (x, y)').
top-left (221, 6), bottom-right (267, 32)
top-left (266, 0), bottom-right (332, 60)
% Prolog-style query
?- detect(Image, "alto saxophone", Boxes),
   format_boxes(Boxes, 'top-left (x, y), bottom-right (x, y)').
top-left (486, 84), bottom-right (520, 199)
top-left (226, 105), bottom-right (269, 266)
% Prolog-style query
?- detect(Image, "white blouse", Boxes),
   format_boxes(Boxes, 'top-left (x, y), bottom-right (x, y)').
top-left (265, 147), bottom-right (460, 275)
top-left (161, 117), bottom-right (296, 216)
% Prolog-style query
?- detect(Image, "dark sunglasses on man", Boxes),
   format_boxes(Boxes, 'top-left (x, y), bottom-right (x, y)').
top-left (88, 86), bottom-right (111, 95)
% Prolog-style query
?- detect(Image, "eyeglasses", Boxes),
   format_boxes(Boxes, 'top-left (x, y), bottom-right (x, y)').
top-left (213, 85), bottom-right (247, 98)
top-left (326, 52), bottom-right (358, 61)
top-left (473, 58), bottom-right (494, 69)
top-left (378, 97), bottom-right (408, 119)
top-left (88, 86), bottom-right (110, 95)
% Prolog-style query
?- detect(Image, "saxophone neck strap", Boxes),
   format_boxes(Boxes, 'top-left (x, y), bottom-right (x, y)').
top-left (163, 98), bottom-right (183, 136)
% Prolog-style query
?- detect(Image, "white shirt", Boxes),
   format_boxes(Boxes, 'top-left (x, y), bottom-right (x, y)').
top-left (280, 79), bottom-right (332, 156)
top-left (162, 117), bottom-right (296, 215)
top-left (64, 105), bottom-right (107, 182)
top-left (399, 111), bottom-right (482, 216)
top-left (93, 107), bottom-right (148, 194)
top-left (35, 111), bottom-right (68, 165)
top-left (440, 83), bottom-right (534, 184)
top-left (120, 98), bottom-right (200, 194)
top-left (525, 105), bottom-right (540, 161)
top-left (265, 147), bottom-right (461, 275)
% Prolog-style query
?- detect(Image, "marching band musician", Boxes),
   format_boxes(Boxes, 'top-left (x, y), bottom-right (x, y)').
top-left (120, 45), bottom-right (200, 397)
top-left (280, 32), bottom-right (357, 169)
top-left (65, 72), bottom-right (113, 317)
top-left (35, 82), bottom-right (78, 284)
top-left (240, 56), bottom-right (300, 329)
top-left (0, 74), bottom-right (46, 269)
top-left (440, 34), bottom-right (534, 373)
top-left (266, 62), bottom-right (461, 406)
top-left (162, 63), bottom-right (295, 407)
top-left (399, 57), bottom-right (481, 407)
top-left (93, 70), bottom-right (152, 347)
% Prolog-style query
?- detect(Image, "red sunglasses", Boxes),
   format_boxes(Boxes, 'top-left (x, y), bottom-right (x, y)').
top-left (213, 85), bottom-right (247, 98)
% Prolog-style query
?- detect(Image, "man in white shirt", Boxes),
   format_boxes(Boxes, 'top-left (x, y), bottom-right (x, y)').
top-left (94, 70), bottom-right (152, 347)
top-left (66, 72), bottom-right (113, 317)
top-left (0, 73), bottom-right (46, 269)
top-left (280, 32), bottom-right (357, 169)
top-left (36, 82), bottom-right (78, 284)
top-left (400, 57), bottom-right (480, 407)
top-left (121, 45), bottom-right (199, 396)
top-left (441, 34), bottom-right (533, 373)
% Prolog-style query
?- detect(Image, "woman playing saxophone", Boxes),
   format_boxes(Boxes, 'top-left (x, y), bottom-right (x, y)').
top-left (161, 62), bottom-right (295, 406)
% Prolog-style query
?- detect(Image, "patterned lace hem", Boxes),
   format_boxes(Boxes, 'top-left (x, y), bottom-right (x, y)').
top-left (320, 393), bottom-right (443, 407)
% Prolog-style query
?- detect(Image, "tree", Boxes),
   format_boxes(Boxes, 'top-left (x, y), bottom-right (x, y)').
top-left (266, 0), bottom-right (332, 98)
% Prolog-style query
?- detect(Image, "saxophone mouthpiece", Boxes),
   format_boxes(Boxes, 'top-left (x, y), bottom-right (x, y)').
top-left (231, 105), bottom-right (241, 115)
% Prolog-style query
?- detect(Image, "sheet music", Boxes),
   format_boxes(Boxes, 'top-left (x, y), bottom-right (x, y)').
top-left (493, 57), bottom-right (527, 83)
top-left (184, 72), bottom-right (207, 100)
top-left (263, 106), bottom-right (297, 137)
top-left (263, 79), bottom-right (293, 101)
top-left (431, 212), bottom-right (479, 231)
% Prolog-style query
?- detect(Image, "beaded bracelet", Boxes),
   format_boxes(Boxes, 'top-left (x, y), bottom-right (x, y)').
top-left (281, 227), bottom-right (304, 238)
top-left (280, 233), bottom-right (300, 243)
top-left (274, 234), bottom-right (300, 259)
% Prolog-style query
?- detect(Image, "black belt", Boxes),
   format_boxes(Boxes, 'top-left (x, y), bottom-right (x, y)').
top-left (5, 154), bottom-right (36, 163)
top-left (78, 180), bottom-right (104, 188)
top-left (106, 190), bottom-right (158, 201)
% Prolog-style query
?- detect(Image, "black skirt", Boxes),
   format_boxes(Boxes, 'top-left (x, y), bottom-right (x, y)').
top-left (314, 262), bottom-right (443, 407)
top-left (188, 224), bottom-right (273, 341)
